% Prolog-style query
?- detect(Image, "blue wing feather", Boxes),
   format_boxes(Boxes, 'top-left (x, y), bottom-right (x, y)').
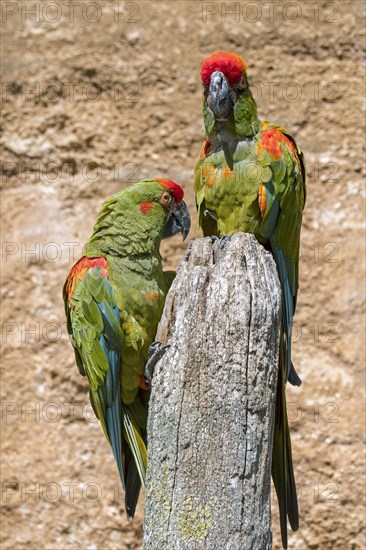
top-left (97, 279), bottom-right (125, 488)
top-left (100, 327), bottom-right (124, 488)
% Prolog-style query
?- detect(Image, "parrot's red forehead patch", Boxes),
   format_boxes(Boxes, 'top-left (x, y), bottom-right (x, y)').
top-left (155, 178), bottom-right (184, 203)
top-left (201, 51), bottom-right (248, 86)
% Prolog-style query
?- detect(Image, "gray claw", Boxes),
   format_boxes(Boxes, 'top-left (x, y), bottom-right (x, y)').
top-left (144, 341), bottom-right (171, 385)
top-left (182, 240), bottom-right (194, 262)
top-left (219, 235), bottom-right (231, 249)
top-left (203, 209), bottom-right (218, 221)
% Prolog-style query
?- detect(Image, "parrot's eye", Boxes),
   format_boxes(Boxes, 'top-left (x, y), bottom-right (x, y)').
top-left (160, 192), bottom-right (173, 206)
top-left (235, 76), bottom-right (247, 90)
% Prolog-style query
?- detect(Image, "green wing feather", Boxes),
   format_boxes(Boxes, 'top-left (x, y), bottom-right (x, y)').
top-left (63, 264), bottom-right (147, 517)
top-left (258, 128), bottom-right (305, 548)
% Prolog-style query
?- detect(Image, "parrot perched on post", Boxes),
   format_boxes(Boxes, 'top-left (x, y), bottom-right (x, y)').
top-left (194, 52), bottom-right (306, 549)
top-left (63, 178), bottom-right (190, 518)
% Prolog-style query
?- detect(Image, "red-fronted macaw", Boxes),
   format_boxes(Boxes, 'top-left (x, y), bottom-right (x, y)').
top-left (63, 178), bottom-right (190, 518)
top-left (195, 51), bottom-right (306, 549)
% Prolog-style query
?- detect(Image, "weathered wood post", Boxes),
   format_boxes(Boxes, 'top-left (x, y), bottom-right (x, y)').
top-left (143, 233), bottom-right (281, 550)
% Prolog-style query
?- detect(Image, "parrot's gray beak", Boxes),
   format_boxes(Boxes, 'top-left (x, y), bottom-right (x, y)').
top-left (163, 200), bottom-right (191, 241)
top-left (209, 71), bottom-right (234, 120)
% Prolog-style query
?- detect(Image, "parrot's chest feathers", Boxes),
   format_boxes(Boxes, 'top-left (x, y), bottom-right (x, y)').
top-left (202, 138), bottom-right (259, 193)
top-left (200, 137), bottom-right (263, 236)
top-left (107, 255), bottom-right (166, 315)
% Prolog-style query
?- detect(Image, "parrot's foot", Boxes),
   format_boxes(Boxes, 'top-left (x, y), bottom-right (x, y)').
top-left (144, 341), bottom-right (171, 385)
top-left (288, 361), bottom-right (302, 386)
top-left (210, 235), bottom-right (231, 263)
top-left (219, 235), bottom-right (231, 249)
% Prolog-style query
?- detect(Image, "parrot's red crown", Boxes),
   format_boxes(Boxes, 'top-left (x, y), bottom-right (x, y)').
top-left (155, 178), bottom-right (184, 203)
top-left (201, 51), bottom-right (248, 86)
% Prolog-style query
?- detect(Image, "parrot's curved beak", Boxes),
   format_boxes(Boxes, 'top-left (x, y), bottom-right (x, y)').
top-left (208, 71), bottom-right (234, 120)
top-left (163, 200), bottom-right (191, 241)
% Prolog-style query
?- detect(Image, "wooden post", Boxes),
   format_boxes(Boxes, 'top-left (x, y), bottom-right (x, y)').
top-left (143, 233), bottom-right (281, 550)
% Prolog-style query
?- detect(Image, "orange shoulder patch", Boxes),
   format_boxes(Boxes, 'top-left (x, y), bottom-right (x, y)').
top-left (65, 256), bottom-right (108, 301)
top-left (258, 127), bottom-right (299, 163)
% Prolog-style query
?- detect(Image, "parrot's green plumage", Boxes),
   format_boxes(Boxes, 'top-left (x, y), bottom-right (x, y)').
top-left (195, 52), bottom-right (306, 549)
top-left (63, 178), bottom-right (190, 517)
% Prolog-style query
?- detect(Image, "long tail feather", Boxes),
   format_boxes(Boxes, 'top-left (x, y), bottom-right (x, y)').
top-left (121, 402), bottom-right (147, 518)
top-left (124, 451), bottom-right (142, 519)
top-left (270, 238), bottom-right (299, 548)
top-left (272, 336), bottom-right (299, 549)
top-left (122, 405), bottom-right (147, 488)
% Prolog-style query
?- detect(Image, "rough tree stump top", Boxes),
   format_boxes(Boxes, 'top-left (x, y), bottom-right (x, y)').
top-left (143, 233), bottom-right (281, 550)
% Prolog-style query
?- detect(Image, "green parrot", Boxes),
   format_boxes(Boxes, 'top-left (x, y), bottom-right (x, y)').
top-left (63, 178), bottom-right (190, 518)
top-left (194, 52), bottom-right (306, 549)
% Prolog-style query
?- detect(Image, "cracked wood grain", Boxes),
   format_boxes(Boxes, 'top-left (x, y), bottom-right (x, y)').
top-left (143, 233), bottom-right (281, 550)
